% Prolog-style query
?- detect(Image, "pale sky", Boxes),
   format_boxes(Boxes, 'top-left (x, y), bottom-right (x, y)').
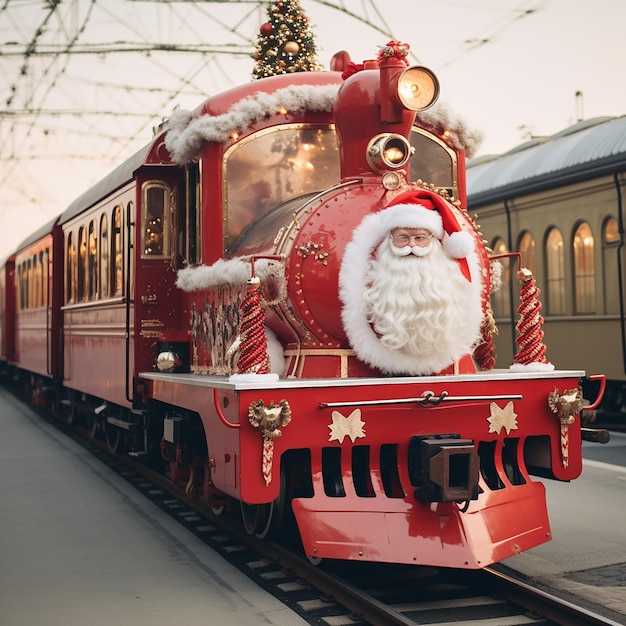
top-left (1, 0), bottom-right (624, 259)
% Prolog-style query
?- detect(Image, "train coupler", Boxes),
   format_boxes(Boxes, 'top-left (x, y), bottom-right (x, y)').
top-left (408, 434), bottom-right (480, 504)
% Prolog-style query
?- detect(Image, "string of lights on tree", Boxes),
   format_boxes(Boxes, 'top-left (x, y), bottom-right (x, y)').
top-left (252, 0), bottom-right (320, 79)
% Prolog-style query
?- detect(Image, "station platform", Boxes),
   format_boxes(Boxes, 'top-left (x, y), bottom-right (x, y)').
top-left (0, 388), bottom-right (307, 626)
top-left (502, 433), bottom-right (626, 621)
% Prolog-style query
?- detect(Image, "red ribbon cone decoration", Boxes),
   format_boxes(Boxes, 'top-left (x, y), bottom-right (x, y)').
top-left (237, 276), bottom-right (271, 375)
top-left (513, 268), bottom-right (549, 366)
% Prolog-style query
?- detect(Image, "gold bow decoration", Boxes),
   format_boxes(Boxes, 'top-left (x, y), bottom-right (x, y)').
top-left (248, 399), bottom-right (292, 486)
top-left (547, 387), bottom-right (583, 468)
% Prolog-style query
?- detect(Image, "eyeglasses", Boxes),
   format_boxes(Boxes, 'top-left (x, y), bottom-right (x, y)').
top-left (390, 233), bottom-right (433, 246)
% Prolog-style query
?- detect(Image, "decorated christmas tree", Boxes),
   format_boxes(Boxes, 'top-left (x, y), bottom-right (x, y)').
top-left (252, 0), bottom-right (320, 79)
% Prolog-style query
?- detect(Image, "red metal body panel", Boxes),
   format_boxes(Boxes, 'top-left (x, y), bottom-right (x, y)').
top-left (63, 302), bottom-right (131, 406)
top-left (0, 258), bottom-right (16, 364)
top-left (291, 480), bottom-right (549, 568)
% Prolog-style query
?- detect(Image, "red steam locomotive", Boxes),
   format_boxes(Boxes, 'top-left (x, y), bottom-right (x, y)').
top-left (0, 41), bottom-right (606, 569)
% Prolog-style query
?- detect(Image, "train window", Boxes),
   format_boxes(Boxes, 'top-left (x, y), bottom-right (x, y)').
top-left (44, 249), bottom-right (50, 309)
top-left (35, 252), bottom-right (43, 308)
top-left (112, 206), bottom-right (123, 296)
top-left (573, 222), bottom-right (595, 314)
top-left (66, 232), bottom-right (76, 304)
top-left (545, 228), bottom-right (565, 315)
top-left (224, 125), bottom-right (339, 253)
top-left (142, 183), bottom-right (170, 258)
top-left (15, 264), bottom-right (20, 310)
top-left (176, 162), bottom-right (201, 266)
top-left (17, 263), bottom-right (22, 310)
top-left (23, 261), bottom-right (29, 309)
top-left (78, 226), bottom-right (86, 302)
top-left (38, 250), bottom-right (45, 308)
top-left (32, 257), bottom-right (38, 308)
top-left (490, 237), bottom-right (510, 318)
top-left (32, 254), bottom-right (39, 308)
top-left (88, 220), bottom-right (98, 300)
top-left (517, 231), bottom-right (536, 276)
top-left (25, 260), bottom-right (31, 309)
top-left (100, 214), bottom-right (109, 299)
top-left (409, 129), bottom-right (457, 197)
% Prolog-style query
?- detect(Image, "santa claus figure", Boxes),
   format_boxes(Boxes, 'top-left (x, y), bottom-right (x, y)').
top-left (339, 191), bottom-right (484, 376)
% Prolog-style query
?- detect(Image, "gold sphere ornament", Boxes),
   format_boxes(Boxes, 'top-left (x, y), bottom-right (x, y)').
top-left (283, 40), bottom-right (300, 55)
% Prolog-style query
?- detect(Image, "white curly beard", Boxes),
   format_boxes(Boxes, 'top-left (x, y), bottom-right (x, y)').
top-left (363, 236), bottom-right (479, 365)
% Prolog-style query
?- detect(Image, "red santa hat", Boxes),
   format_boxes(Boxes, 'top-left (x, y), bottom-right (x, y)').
top-left (384, 189), bottom-right (475, 281)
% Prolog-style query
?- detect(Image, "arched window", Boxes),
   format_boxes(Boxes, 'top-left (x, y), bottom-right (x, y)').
top-left (88, 220), bottom-right (98, 300)
top-left (37, 250), bottom-right (45, 308)
top-left (604, 216), bottom-right (620, 245)
top-left (517, 231), bottom-right (536, 276)
top-left (23, 260), bottom-right (29, 309)
top-left (78, 226), bottom-right (86, 302)
top-left (112, 206), bottom-right (123, 296)
top-left (602, 216), bottom-right (620, 314)
top-left (32, 254), bottom-right (39, 308)
top-left (573, 222), bottom-right (595, 313)
top-left (43, 248), bottom-right (50, 309)
top-left (100, 213), bottom-right (109, 299)
top-left (29, 255), bottom-right (35, 308)
top-left (490, 237), bottom-right (510, 318)
top-left (66, 232), bottom-right (76, 304)
top-left (545, 227), bottom-right (565, 314)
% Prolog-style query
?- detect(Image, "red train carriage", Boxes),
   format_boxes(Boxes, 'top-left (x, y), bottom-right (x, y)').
top-left (10, 218), bottom-right (63, 403)
top-left (1, 38), bottom-right (606, 570)
top-left (0, 255), bottom-right (16, 373)
top-left (57, 144), bottom-right (189, 441)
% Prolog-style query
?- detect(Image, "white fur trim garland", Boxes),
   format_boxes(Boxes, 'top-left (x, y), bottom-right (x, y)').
top-left (165, 84), bottom-right (339, 164)
top-left (418, 102), bottom-right (484, 158)
top-left (380, 203), bottom-right (444, 239)
top-left (339, 209), bottom-right (483, 376)
top-left (176, 257), bottom-right (285, 292)
top-left (164, 82), bottom-right (483, 165)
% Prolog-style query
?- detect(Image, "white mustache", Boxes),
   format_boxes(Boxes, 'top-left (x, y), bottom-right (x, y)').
top-left (390, 242), bottom-right (433, 257)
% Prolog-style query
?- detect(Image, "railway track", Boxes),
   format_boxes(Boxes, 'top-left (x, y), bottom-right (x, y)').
top-left (25, 400), bottom-right (617, 626)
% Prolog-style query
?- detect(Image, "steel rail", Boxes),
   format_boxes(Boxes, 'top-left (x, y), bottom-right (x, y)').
top-left (485, 566), bottom-right (625, 626)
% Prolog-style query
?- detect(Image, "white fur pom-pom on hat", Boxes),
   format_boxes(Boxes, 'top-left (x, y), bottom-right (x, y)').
top-left (444, 230), bottom-right (474, 259)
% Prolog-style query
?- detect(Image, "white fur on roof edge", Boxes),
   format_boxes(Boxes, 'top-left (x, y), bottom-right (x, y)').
top-left (164, 84), bottom-right (484, 165)
top-left (176, 257), bottom-right (285, 292)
